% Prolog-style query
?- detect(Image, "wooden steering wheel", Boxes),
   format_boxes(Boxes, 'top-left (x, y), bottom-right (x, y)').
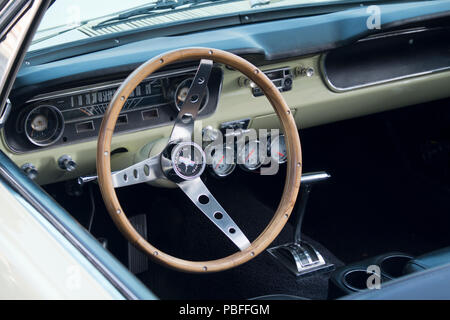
top-left (96, 48), bottom-right (302, 273)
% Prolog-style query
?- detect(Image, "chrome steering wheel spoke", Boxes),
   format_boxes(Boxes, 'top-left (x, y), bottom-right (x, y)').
top-left (178, 177), bottom-right (251, 251)
top-left (168, 59), bottom-right (213, 143)
top-left (112, 154), bottom-right (163, 188)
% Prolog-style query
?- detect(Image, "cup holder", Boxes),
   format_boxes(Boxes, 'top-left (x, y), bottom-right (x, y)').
top-left (343, 269), bottom-right (371, 291)
top-left (380, 254), bottom-right (413, 279)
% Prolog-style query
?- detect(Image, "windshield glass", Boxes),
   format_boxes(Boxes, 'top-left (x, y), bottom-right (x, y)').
top-left (30, 0), bottom-right (346, 52)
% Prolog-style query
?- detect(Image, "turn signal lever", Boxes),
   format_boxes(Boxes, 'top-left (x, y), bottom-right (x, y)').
top-left (78, 171), bottom-right (120, 186)
top-left (78, 175), bottom-right (98, 185)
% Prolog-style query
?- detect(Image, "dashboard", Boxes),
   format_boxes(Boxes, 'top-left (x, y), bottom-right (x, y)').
top-left (3, 1), bottom-right (450, 185)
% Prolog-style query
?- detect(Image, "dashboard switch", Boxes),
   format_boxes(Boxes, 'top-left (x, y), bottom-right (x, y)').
top-left (58, 155), bottom-right (77, 172)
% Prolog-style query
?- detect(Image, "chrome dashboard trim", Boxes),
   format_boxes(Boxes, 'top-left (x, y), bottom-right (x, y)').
top-left (24, 104), bottom-right (65, 147)
top-left (0, 98), bottom-right (12, 128)
top-left (75, 120), bottom-right (95, 133)
top-left (320, 53), bottom-right (450, 93)
top-left (141, 107), bottom-right (159, 121)
top-left (5, 66), bottom-right (206, 155)
top-left (26, 66), bottom-right (198, 104)
top-left (63, 101), bottom-right (170, 124)
top-left (320, 27), bottom-right (450, 93)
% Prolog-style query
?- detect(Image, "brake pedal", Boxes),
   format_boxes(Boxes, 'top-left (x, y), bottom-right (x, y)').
top-left (128, 214), bottom-right (149, 274)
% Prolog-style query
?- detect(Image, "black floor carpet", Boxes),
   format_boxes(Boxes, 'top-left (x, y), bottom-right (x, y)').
top-left (297, 99), bottom-right (450, 263)
top-left (134, 175), bottom-right (344, 300)
top-left (138, 234), bottom-right (342, 300)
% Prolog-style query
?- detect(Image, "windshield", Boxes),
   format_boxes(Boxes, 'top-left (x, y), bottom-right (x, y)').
top-left (30, 0), bottom-right (352, 52)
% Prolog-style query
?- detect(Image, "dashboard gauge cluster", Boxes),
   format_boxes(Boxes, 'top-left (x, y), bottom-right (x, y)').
top-left (5, 66), bottom-right (223, 153)
top-left (207, 134), bottom-right (287, 178)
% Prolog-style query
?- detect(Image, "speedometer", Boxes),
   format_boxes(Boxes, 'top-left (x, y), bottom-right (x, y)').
top-left (24, 105), bottom-right (64, 147)
top-left (174, 77), bottom-right (209, 111)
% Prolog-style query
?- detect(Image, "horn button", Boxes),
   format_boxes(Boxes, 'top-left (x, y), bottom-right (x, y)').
top-left (165, 142), bottom-right (206, 181)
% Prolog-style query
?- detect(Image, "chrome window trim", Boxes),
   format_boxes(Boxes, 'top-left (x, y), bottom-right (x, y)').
top-left (0, 98), bottom-right (11, 128)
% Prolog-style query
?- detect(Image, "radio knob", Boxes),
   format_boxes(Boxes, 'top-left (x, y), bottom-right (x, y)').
top-left (58, 155), bottom-right (77, 172)
top-left (283, 77), bottom-right (293, 89)
top-left (22, 163), bottom-right (38, 179)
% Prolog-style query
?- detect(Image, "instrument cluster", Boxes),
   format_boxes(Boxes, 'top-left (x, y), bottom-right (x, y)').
top-left (6, 66), bottom-right (223, 153)
top-left (207, 134), bottom-right (287, 178)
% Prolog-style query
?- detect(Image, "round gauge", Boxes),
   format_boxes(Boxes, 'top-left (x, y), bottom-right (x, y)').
top-left (238, 140), bottom-right (265, 171)
top-left (24, 105), bottom-right (64, 147)
top-left (208, 145), bottom-right (236, 178)
top-left (270, 134), bottom-right (287, 164)
top-left (174, 77), bottom-right (209, 111)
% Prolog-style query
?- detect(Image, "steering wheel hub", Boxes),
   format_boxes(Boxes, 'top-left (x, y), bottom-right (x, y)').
top-left (171, 141), bottom-right (206, 180)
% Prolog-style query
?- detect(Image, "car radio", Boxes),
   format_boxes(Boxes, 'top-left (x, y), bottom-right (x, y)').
top-left (238, 67), bottom-right (293, 97)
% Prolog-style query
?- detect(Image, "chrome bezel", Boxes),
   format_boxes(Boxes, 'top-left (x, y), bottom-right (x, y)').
top-left (238, 140), bottom-right (264, 172)
top-left (24, 105), bottom-right (65, 147)
top-left (270, 134), bottom-right (287, 164)
top-left (208, 145), bottom-right (236, 178)
top-left (320, 28), bottom-right (450, 93)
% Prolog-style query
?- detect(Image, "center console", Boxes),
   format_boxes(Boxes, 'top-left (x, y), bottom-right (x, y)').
top-left (328, 252), bottom-right (414, 298)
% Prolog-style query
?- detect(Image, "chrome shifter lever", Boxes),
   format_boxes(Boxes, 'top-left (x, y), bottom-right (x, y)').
top-left (294, 172), bottom-right (330, 243)
top-left (267, 171), bottom-right (334, 277)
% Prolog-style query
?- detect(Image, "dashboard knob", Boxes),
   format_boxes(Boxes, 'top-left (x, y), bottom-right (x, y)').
top-left (202, 125), bottom-right (220, 142)
top-left (301, 67), bottom-right (315, 77)
top-left (21, 163), bottom-right (38, 180)
top-left (295, 66), bottom-right (315, 78)
top-left (58, 155), bottom-right (77, 172)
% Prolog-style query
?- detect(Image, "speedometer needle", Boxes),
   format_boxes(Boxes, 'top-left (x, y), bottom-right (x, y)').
top-left (215, 155), bottom-right (225, 169)
top-left (245, 149), bottom-right (255, 162)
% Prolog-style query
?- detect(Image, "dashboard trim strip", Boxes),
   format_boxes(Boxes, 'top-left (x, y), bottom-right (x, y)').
top-left (321, 52), bottom-right (450, 93)
top-left (25, 66), bottom-right (198, 103)
top-left (320, 27), bottom-right (450, 93)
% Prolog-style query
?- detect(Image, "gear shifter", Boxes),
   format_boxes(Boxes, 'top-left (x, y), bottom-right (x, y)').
top-left (267, 171), bottom-right (334, 277)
